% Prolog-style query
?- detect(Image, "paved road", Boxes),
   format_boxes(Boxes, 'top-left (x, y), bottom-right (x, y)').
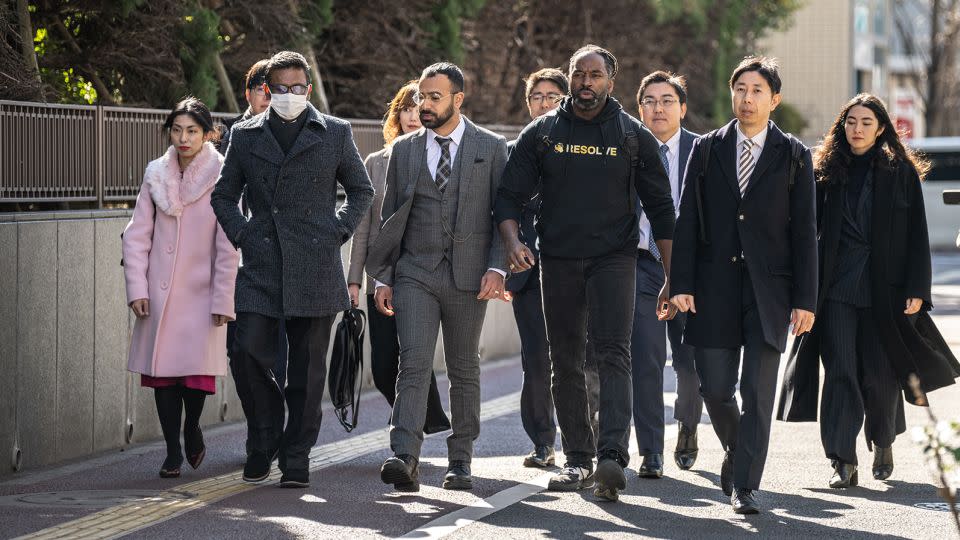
top-left (3, 255), bottom-right (960, 539)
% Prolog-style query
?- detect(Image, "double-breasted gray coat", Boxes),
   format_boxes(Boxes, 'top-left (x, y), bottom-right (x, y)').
top-left (211, 104), bottom-right (373, 318)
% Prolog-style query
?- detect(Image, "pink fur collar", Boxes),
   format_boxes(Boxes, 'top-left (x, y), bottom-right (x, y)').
top-left (145, 142), bottom-right (223, 217)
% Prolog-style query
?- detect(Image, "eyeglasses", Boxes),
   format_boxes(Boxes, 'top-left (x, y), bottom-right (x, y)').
top-left (640, 97), bottom-right (680, 108)
top-left (413, 92), bottom-right (458, 106)
top-left (528, 93), bottom-right (564, 105)
top-left (268, 83), bottom-right (310, 96)
top-left (250, 87), bottom-right (270, 98)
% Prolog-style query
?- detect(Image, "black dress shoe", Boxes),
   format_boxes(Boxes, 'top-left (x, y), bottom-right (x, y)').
top-left (829, 461), bottom-right (858, 488)
top-left (638, 454), bottom-right (664, 479)
top-left (873, 446), bottom-right (894, 480)
top-left (443, 460), bottom-right (473, 490)
top-left (731, 488), bottom-right (760, 514)
top-left (280, 469), bottom-right (310, 488)
top-left (381, 454), bottom-right (419, 492)
top-left (674, 424), bottom-right (699, 470)
top-left (523, 445), bottom-right (556, 468)
top-left (720, 451), bottom-right (734, 496)
top-left (243, 450), bottom-right (276, 483)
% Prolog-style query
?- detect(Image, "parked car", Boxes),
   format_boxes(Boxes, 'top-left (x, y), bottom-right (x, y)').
top-left (910, 137), bottom-right (960, 249)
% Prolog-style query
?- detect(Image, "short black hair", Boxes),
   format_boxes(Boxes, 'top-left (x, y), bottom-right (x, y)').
top-left (524, 68), bottom-right (569, 98)
top-left (245, 59), bottom-right (270, 90)
top-left (729, 56), bottom-right (782, 94)
top-left (420, 62), bottom-right (464, 93)
top-left (265, 51), bottom-right (311, 84)
top-left (163, 96), bottom-right (215, 133)
top-left (637, 70), bottom-right (688, 105)
top-left (569, 44), bottom-right (618, 79)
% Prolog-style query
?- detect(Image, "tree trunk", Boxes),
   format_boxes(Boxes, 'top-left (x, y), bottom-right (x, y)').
top-left (15, 0), bottom-right (42, 96)
top-left (286, 0), bottom-right (330, 114)
top-left (213, 53), bottom-right (240, 112)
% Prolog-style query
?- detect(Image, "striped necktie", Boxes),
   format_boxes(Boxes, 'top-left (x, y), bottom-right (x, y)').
top-left (738, 138), bottom-right (755, 196)
top-left (646, 144), bottom-right (669, 260)
top-left (435, 136), bottom-right (452, 193)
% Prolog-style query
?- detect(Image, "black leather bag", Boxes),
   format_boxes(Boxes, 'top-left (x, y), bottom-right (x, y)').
top-left (329, 308), bottom-right (366, 432)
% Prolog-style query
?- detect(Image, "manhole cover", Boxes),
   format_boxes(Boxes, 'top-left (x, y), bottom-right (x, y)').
top-left (0, 490), bottom-right (193, 508)
top-left (915, 502), bottom-right (959, 512)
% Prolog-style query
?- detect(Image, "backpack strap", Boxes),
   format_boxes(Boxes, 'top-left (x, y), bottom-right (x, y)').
top-left (787, 136), bottom-right (805, 192)
top-left (695, 132), bottom-right (715, 244)
top-left (534, 113), bottom-right (559, 164)
top-left (618, 113), bottom-right (642, 213)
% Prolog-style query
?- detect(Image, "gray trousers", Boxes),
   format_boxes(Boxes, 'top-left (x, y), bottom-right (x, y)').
top-left (390, 259), bottom-right (487, 463)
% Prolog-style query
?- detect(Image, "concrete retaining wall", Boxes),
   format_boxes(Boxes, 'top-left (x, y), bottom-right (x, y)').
top-left (0, 210), bottom-right (520, 477)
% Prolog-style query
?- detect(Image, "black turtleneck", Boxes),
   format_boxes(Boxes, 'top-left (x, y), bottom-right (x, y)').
top-left (846, 146), bottom-right (876, 206)
top-left (268, 108), bottom-right (309, 155)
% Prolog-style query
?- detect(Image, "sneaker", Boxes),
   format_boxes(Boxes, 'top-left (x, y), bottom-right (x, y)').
top-left (243, 450), bottom-right (275, 483)
top-left (279, 469), bottom-right (310, 488)
top-left (594, 455), bottom-right (626, 502)
top-left (523, 445), bottom-right (556, 468)
top-left (547, 464), bottom-right (595, 491)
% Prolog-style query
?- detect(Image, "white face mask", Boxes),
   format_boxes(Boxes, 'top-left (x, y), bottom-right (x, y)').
top-left (270, 93), bottom-right (308, 120)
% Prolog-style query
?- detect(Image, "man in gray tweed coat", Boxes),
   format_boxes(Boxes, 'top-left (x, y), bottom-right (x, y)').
top-left (367, 62), bottom-right (508, 492)
top-left (211, 51), bottom-right (373, 488)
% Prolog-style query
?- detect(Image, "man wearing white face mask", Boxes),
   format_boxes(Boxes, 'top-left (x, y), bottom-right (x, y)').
top-left (212, 51), bottom-right (373, 489)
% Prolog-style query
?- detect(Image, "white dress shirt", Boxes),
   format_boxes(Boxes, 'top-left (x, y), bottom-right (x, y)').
top-left (638, 129), bottom-right (682, 251)
top-left (425, 117), bottom-right (466, 180)
top-left (735, 121), bottom-right (768, 180)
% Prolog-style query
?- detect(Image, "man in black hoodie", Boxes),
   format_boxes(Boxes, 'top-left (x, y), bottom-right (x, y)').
top-left (495, 45), bottom-right (675, 502)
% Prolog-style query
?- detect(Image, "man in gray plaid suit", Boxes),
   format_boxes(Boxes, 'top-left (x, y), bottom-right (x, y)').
top-left (366, 62), bottom-right (509, 492)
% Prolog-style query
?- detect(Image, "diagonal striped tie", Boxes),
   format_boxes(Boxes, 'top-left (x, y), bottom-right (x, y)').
top-left (738, 138), bottom-right (755, 196)
top-left (435, 136), bottom-right (452, 193)
top-left (646, 144), bottom-right (669, 260)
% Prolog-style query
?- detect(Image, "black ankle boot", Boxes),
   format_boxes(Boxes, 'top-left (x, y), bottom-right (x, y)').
top-left (873, 446), bottom-right (894, 480)
top-left (829, 461), bottom-right (858, 488)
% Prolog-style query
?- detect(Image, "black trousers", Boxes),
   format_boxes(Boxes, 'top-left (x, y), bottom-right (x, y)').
top-left (511, 268), bottom-right (557, 447)
top-left (227, 319), bottom-right (289, 451)
top-left (541, 250), bottom-right (636, 468)
top-left (233, 312), bottom-right (334, 473)
top-left (819, 301), bottom-right (904, 465)
top-left (695, 270), bottom-right (781, 490)
top-left (366, 293), bottom-right (450, 432)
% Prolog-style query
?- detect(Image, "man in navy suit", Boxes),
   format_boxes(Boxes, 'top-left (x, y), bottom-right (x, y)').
top-left (631, 71), bottom-right (702, 479)
top-left (671, 57), bottom-right (817, 514)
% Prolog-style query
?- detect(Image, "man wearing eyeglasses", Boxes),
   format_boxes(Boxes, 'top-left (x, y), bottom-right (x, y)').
top-left (218, 59), bottom-right (271, 154)
top-left (211, 50), bottom-right (373, 489)
top-left (366, 62), bottom-right (509, 492)
top-left (631, 71), bottom-right (703, 480)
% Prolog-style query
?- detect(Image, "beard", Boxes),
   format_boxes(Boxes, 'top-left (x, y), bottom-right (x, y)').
top-left (571, 86), bottom-right (605, 110)
top-left (420, 102), bottom-right (455, 129)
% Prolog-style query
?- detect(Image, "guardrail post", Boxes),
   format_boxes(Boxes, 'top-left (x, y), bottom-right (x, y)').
top-left (95, 104), bottom-right (104, 209)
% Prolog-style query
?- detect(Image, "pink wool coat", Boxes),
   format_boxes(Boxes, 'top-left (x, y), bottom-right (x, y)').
top-left (123, 142), bottom-right (239, 377)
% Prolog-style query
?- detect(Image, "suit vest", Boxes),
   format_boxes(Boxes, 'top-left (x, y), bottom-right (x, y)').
top-left (397, 152), bottom-right (462, 274)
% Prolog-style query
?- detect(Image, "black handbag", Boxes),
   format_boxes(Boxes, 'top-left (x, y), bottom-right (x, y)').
top-left (329, 308), bottom-right (366, 432)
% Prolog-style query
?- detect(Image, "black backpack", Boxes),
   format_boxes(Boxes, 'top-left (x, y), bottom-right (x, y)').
top-left (693, 131), bottom-right (806, 244)
top-left (329, 308), bottom-right (367, 432)
top-left (533, 111), bottom-right (644, 213)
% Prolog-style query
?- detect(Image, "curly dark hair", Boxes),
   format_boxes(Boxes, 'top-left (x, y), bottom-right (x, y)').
top-left (814, 93), bottom-right (930, 184)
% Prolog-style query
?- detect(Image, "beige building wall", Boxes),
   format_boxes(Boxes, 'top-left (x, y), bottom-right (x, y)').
top-left (759, 0), bottom-right (855, 144)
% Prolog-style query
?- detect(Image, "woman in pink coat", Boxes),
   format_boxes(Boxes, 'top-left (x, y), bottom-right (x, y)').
top-left (122, 97), bottom-right (239, 478)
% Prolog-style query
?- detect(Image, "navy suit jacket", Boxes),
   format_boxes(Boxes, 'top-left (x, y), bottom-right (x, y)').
top-left (635, 127), bottom-right (698, 296)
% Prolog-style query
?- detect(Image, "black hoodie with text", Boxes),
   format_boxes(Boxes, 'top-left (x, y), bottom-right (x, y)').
top-left (495, 96), bottom-right (675, 259)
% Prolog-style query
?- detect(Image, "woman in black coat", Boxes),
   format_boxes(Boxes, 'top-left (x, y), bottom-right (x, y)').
top-left (777, 93), bottom-right (959, 489)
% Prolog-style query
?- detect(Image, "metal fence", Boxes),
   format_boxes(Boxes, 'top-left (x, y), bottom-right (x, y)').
top-left (0, 100), bottom-right (522, 207)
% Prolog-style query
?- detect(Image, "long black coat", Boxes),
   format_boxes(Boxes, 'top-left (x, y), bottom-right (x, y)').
top-left (671, 120), bottom-right (818, 352)
top-left (211, 104), bottom-right (374, 318)
top-left (777, 155), bottom-right (960, 421)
